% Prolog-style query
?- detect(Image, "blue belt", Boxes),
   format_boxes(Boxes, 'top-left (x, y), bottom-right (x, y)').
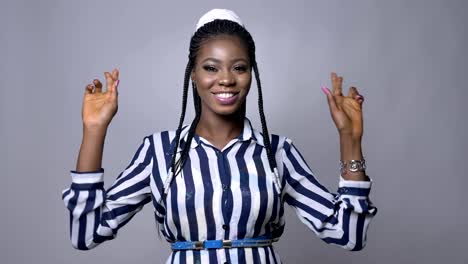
top-left (171, 235), bottom-right (278, 251)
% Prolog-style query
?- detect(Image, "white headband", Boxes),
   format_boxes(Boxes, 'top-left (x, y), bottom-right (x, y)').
top-left (195, 8), bottom-right (244, 32)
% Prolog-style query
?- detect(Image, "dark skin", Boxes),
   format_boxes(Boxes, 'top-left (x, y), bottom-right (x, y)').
top-left (76, 35), bottom-right (368, 181)
top-left (191, 35), bottom-right (252, 151)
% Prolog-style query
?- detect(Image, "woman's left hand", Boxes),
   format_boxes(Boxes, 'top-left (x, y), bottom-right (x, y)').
top-left (321, 72), bottom-right (365, 140)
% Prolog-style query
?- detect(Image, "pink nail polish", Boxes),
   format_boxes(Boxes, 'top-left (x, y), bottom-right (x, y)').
top-left (115, 79), bottom-right (120, 87)
top-left (321, 86), bottom-right (330, 95)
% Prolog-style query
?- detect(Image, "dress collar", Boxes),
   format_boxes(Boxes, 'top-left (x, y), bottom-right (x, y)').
top-left (175, 116), bottom-right (263, 153)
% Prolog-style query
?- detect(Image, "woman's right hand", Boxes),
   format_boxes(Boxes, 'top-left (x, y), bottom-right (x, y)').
top-left (82, 68), bottom-right (120, 129)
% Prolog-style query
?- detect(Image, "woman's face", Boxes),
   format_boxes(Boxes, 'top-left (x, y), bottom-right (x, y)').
top-left (191, 35), bottom-right (252, 117)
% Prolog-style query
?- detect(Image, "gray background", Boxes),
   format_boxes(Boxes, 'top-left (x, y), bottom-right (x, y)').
top-left (1, 0), bottom-right (467, 263)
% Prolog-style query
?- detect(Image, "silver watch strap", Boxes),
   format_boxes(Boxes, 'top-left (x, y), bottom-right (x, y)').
top-left (339, 158), bottom-right (366, 174)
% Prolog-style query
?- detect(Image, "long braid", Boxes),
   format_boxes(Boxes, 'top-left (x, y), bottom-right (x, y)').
top-left (175, 82), bottom-right (202, 177)
top-left (155, 60), bottom-right (192, 238)
top-left (253, 62), bottom-right (278, 173)
top-left (236, 23), bottom-right (279, 189)
top-left (169, 60), bottom-right (193, 179)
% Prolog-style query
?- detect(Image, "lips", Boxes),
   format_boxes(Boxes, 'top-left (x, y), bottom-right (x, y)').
top-left (212, 91), bottom-right (240, 105)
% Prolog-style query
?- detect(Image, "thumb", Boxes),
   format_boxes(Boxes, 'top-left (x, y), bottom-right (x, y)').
top-left (321, 86), bottom-right (338, 113)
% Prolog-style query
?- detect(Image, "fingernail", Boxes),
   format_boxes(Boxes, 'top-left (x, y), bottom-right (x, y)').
top-left (115, 79), bottom-right (120, 87)
top-left (321, 86), bottom-right (330, 95)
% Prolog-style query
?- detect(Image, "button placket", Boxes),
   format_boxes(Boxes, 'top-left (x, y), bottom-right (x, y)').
top-left (216, 149), bottom-right (233, 240)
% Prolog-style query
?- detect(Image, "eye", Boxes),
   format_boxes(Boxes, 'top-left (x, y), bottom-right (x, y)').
top-left (234, 65), bottom-right (248, 72)
top-left (203, 65), bottom-right (217, 72)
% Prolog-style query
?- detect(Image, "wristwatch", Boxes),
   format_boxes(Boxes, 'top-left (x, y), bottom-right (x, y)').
top-left (339, 158), bottom-right (366, 174)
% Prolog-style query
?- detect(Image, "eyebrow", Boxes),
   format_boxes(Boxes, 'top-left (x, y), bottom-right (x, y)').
top-left (201, 57), bottom-right (249, 64)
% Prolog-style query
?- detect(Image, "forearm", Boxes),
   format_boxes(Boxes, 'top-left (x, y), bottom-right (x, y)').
top-left (75, 125), bottom-right (107, 172)
top-left (339, 135), bottom-right (369, 181)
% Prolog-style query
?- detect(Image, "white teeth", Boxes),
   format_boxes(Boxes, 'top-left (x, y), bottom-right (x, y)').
top-left (216, 93), bottom-right (235, 98)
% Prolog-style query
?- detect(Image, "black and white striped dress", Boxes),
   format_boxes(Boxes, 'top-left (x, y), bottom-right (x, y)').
top-left (61, 117), bottom-right (377, 263)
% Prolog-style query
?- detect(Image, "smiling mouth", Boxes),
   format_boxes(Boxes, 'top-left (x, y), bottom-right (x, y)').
top-left (212, 92), bottom-right (239, 98)
top-left (212, 92), bottom-right (240, 105)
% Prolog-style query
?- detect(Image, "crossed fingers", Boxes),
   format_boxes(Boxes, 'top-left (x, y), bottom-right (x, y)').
top-left (330, 72), bottom-right (364, 104)
top-left (85, 68), bottom-right (119, 94)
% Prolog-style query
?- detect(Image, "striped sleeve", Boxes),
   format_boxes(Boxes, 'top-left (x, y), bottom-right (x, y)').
top-left (61, 135), bottom-right (154, 250)
top-left (279, 137), bottom-right (377, 251)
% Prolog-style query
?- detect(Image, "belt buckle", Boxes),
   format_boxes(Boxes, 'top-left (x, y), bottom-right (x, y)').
top-left (194, 241), bottom-right (204, 250)
top-left (222, 239), bottom-right (232, 249)
top-left (258, 240), bottom-right (273, 246)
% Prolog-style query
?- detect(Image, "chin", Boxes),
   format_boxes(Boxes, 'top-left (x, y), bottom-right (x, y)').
top-left (201, 96), bottom-right (247, 117)
top-left (213, 105), bottom-right (242, 116)
top-left (208, 99), bottom-right (246, 116)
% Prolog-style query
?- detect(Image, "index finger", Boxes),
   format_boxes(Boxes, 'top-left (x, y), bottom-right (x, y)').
top-left (104, 71), bottom-right (114, 92)
top-left (331, 72), bottom-right (343, 96)
top-left (112, 68), bottom-right (119, 81)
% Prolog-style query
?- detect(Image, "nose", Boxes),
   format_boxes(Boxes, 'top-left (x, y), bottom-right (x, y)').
top-left (218, 71), bottom-right (235, 86)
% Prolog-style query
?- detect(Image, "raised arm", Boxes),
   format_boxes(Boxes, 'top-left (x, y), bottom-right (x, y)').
top-left (61, 68), bottom-right (153, 250)
top-left (75, 68), bottom-right (119, 172)
top-left (61, 135), bottom-right (154, 250)
top-left (280, 72), bottom-right (377, 250)
top-left (280, 137), bottom-right (377, 251)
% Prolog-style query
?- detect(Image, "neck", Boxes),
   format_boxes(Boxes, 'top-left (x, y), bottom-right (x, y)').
top-left (195, 108), bottom-right (245, 144)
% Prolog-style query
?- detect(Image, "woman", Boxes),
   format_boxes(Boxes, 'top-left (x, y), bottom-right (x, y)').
top-left (61, 9), bottom-right (377, 263)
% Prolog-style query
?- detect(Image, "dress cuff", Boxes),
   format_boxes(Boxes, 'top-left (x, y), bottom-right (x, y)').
top-left (337, 175), bottom-right (373, 197)
top-left (339, 174), bottom-right (372, 188)
top-left (70, 168), bottom-right (104, 186)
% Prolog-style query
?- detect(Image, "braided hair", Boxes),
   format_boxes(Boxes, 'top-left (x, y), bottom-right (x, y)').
top-left (158, 19), bottom-right (279, 208)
